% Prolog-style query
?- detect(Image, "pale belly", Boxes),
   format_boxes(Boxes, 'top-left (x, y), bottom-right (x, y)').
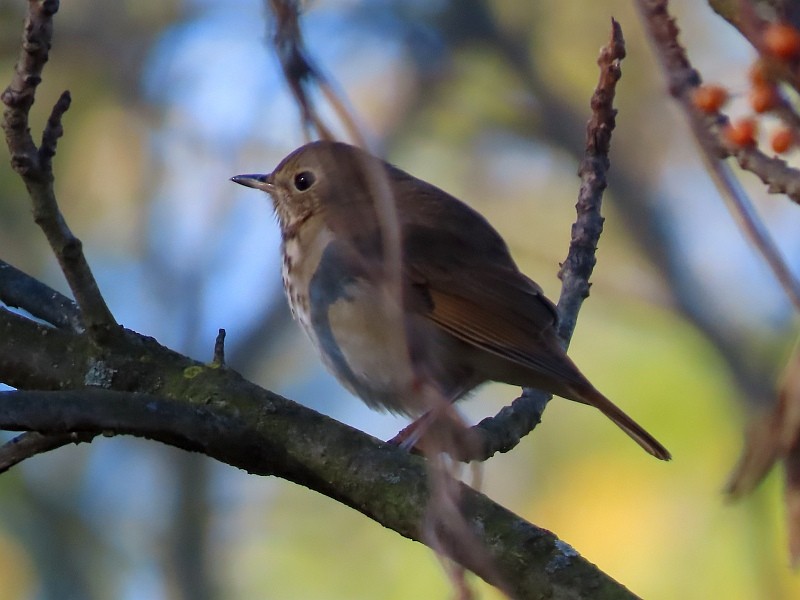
top-left (323, 281), bottom-right (417, 409)
top-left (280, 223), bottom-right (423, 414)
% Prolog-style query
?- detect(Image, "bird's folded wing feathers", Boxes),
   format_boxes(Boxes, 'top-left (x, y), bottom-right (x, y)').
top-left (403, 230), bottom-right (582, 385)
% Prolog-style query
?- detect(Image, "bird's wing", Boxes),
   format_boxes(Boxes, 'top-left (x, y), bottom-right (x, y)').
top-left (402, 223), bottom-right (582, 385)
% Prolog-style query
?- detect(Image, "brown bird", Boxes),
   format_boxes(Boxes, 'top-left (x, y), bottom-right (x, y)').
top-left (232, 141), bottom-right (670, 460)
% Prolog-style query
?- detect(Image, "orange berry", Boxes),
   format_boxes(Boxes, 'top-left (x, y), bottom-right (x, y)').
top-left (692, 84), bottom-right (728, 113)
top-left (749, 83), bottom-right (779, 113)
top-left (771, 127), bottom-right (795, 153)
top-left (724, 118), bottom-right (758, 148)
top-left (749, 60), bottom-right (770, 86)
top-left (763, 23), bottom-right (800, 60)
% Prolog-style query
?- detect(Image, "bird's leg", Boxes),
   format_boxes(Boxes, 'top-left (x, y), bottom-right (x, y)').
top-left (388, 388), bottom-right (484, 468)
top-left (388, 410), bottom-right (435, 452)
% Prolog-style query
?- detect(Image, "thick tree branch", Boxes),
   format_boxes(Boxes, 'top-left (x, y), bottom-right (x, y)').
top-left (1, 0), bottom-right (117, 339)
top-left (0, 306), bottom-right (91, 391)
top-left (0, 353), bottom-right (636, 599)
top-left (0, 263), bottom-right (92, 469)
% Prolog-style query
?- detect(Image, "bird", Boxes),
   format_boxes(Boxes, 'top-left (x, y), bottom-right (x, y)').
top-left (231, 141), bottom-right (670, 460)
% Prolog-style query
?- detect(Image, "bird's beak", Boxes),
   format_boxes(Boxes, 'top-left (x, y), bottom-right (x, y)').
top-left (230, 173), bottom-right (275, 193)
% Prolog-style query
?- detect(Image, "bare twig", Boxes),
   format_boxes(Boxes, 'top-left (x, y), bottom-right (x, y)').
top-left (466, 20), bottom-right (626, 461)
top-left (556, 18), bottom-right (623, 341)
top-left (39, 89), bottom-right (70, 172)
top-left (0, 259), bottom-right (83, 331)
top-left (1, 0), bottom-right (117, 340)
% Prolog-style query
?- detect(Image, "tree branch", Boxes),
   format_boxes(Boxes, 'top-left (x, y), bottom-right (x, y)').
top-left (0, 259), bottom-right (83, 331)
top-left (0, 366), bottom-right (636, 598)
top-left (556, 17), bottom-right (623, 340)
top-left (1, 0), bottom-right (117, 340)
top-left (638, 0), bottom-right (800, 564)
top-left (0, 263), bottom-right (93, 469)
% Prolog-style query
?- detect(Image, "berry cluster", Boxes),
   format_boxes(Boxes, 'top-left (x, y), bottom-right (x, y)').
top-left (691, 22), bottom-right (800, 154)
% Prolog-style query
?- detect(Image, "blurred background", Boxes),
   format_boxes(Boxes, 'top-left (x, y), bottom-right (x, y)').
top-left (1, 0), bottom-right (799, 598)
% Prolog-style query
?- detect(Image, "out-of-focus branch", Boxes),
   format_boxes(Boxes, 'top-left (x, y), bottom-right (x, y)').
top-left (710, 158), bottom-right (800, 308)
top-left (1, 0), bottom-right (117, 340)
top-left (265, 1), bottom-right (410, 450)
top-left (266, 0), bottom-right (366, 148)
top-left (637, 0), bottom-right (800, 563)
top-left (466, 20), bottom-right (626, 461)
top-left (733, 146), bottom-right (800, 205)
top-left (709, 0), bottom-right (800, 66)
top-left (726, 338), bottom-right (800, 565)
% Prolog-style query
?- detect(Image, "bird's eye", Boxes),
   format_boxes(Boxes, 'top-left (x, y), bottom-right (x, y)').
top-left (293, 171), bottom-right (316, 192)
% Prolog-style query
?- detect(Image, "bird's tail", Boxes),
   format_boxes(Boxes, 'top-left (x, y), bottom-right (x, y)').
top-left (570, 383), bottom-right (671, 461)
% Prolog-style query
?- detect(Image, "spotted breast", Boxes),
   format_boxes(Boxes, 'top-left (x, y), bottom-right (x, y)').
top-left (280, 213), bottom-right (333, 340)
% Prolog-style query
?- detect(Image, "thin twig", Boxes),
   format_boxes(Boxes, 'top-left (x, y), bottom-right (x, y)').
top-left (466, 19), bottom-right (626, 461)
top-left (636, 0), bottom-right (800, 312)
top-left (1, 0), bottom-right (117, 340)
top-left (556, 18), bottom-right (623, 340)
top-left (39, 88), bottom-right (70, 171)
